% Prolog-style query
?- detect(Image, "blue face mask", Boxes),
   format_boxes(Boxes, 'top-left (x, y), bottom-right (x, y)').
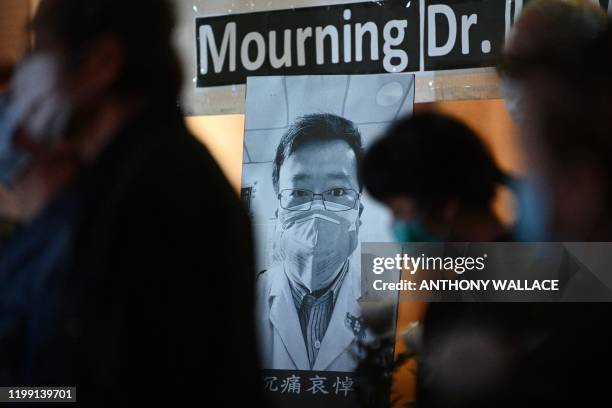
top-left (392, 220), bottom-right (441, 243)
top-left (0, 94), bottom-right (30, 186)
top-left (514, 181), bottom-right (551, 242)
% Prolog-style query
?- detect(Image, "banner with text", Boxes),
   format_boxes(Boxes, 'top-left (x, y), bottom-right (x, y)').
top-left (195, 0), bottom-right (612, 88)
top-left (196, 0), bottom-right (507, 87)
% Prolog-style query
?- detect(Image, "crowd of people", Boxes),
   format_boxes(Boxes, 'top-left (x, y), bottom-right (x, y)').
top-left (1, 0), bottom-right (611, 406)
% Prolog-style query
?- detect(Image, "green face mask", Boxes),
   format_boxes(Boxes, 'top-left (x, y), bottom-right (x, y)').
top-left (392, 220), bottom-right (441, 243)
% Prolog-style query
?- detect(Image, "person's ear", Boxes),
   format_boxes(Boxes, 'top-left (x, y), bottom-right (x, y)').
top-left (71, 36), bottom-right (123, 101)
top-left (359, 201), bottom-right (364, 218)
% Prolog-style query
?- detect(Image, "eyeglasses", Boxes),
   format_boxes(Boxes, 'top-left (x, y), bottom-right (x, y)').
top-left (278, 188), bottom-right (360, 212)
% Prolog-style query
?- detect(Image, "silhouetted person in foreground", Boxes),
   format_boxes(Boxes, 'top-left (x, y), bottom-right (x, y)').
top-left (359, 1), bottom-right (612, 406)
top-left (0, 0), bottom-right (261, 405)
top-left (499, 0), bottom-right (612, 405)
top-left (362, 112), bottom-right (518, 407)
top-left (363, 112), bottom-right (510, 244)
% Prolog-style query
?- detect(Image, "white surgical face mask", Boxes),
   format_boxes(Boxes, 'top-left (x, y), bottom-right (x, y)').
top-left (277, 204), bottom-right (359, 292)
top-left (10, 52), bottom-right (74, 143)
top-left (0, 53), bottom-right (74, 185)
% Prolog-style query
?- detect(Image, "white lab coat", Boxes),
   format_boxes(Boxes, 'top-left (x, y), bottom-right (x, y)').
top-left (256, 262), bottom-right (363, 371)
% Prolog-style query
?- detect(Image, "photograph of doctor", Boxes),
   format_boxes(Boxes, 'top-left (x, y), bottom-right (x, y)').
top-left (256, 113), bottom-right (365, 372)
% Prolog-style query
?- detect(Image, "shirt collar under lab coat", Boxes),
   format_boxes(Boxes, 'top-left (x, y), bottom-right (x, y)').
top-left (268, 257), bottom-right (362, 371)
top-left (286, 261), bottom-right (350, 311)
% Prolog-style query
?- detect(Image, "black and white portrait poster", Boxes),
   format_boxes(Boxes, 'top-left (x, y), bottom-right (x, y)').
top-left (242, 74), bottom-right (414, 405)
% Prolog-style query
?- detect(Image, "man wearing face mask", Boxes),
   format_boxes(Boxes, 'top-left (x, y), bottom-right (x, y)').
top-left (256, 113), bottom-right (366, 372)
top-left (498, 1), bottom-right (612, 405)
top-left (363, 112), bottom-right (511, 244)
top-left (0, 0), bottom-right (261, 405)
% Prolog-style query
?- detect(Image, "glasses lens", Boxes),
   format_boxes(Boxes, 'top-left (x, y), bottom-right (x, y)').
top-left (323, 188), bottom-right (358, 211)
top-left (281, 189), bottom-right (313, 211)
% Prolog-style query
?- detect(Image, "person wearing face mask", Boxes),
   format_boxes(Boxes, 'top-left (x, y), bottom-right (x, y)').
top-left (362, 112), bottom-right (524, 406)
top-left (498, 0), bottom-right (612, 405)
top-left (0, 0), bottom-right (261, 405)
top-left (0, 50), bottom-right (79, 222)
top-left (256, 113), bottom-right (367, 372)
top-left (363, 112), bottom-right (511, 245)
top-left (359, 2), bottom-right (612, 406)
top-left (363, 111), bottom-right (612, 407)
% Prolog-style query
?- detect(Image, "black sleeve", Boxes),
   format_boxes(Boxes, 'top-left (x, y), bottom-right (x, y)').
top-left (80, 133), bottom-right (262, 405)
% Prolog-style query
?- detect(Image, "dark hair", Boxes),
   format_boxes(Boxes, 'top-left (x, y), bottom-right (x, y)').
top-left (499, 0), bottom-right (609, 83)
top-left (272, 113), bottom-right (364, 193)
top-left (32, 0), bottom-right (182, 101)
top-left (362, 112), bottom-right (507, 213)
top-left (499, 1), bottom-right (612, 171)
